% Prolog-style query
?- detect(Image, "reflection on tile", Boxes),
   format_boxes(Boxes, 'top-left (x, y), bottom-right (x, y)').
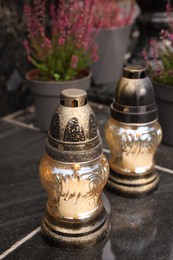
top-left (4, 172), bottom-right (173, 260)
top-left (0, 104), bottom-right (173, 260)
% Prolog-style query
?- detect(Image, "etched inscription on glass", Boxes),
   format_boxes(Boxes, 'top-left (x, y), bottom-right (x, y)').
top-left (105, 118), bottom-right (162, 175)
top-left (40, 154), bottom-right (109, 219)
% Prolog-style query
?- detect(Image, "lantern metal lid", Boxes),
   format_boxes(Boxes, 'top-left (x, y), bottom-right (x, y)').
top-left (46, 88), bottom-right (103, 163)
top-left (111, 65), bottom-right (158, 123)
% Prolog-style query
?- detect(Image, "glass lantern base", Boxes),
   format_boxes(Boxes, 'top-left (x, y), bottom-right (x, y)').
top-left (108, 169), bottom-right (159, 198)
top-left (41, 207), bottom-right (111, 249)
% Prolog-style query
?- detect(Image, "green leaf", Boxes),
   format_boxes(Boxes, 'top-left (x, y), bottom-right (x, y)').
top-left (54, 73), bottom-right (60, 81)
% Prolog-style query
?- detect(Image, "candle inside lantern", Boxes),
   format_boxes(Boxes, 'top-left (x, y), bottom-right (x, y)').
top-left (120, 126), bottom-right (159, 174)
top-left (106, 118), bottom-right (162, 176)
top-left (40, 153), bottom-right (109, 220)
top-left (122, 152), bottom-right (152, 174)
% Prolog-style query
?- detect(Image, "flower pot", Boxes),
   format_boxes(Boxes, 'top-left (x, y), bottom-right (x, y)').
top-left (153, 82), bottom-right (173, 146)
top-left (26, 70), bottom-right (91, 131)
top-left (91, 25), bottom-right (132, 85)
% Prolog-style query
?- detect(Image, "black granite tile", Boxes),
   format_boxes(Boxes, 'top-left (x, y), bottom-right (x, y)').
top-left (0, 193), bottom-right (45, 226)
top-left (5, 231), bottom-right (107, 260)
top-left (155, 144), bottom-right (173, 170)
top-left (0, 214), bottom-right (41, 254)
top-left (4, 171), bottom-right (173, 260)
top-left (5, 106), bottom-right (38, 128)
top-left (0, 121), bottom-right (46, 184)
top-left (1, 106), bottom-right (173, 259)
top-left (0, 121), bottom-right (46, 254)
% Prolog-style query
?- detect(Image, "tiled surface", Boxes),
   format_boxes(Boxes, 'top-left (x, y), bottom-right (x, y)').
top-left (0, 104), bottom-right (173, 260)
top-left (0, 121), bottom-right (46, 254)
top-left (4, 175), bottom-right (173, 260)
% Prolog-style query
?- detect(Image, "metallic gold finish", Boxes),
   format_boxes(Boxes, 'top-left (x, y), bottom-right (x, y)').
top-left (48, 89), bottom-right (102, 162)
top-left (108, 169), bottom-right (159, 198)
top-left (60, 88), bottom-right (87, 107)
top-left (41, 207), bottom-right (110, 249)
top-left (39, 88), bottom-right (110, 248)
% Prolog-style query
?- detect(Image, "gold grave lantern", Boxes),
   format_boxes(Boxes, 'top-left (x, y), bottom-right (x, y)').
top-left (105, 66), bottom-right (162, 197)
top-left (39, 89), bottom-right (110, 248)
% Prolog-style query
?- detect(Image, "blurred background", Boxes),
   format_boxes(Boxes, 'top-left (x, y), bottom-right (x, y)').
top-left (0, 0), bottom-right (171, 117)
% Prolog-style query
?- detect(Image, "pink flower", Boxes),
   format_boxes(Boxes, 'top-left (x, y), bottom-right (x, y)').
top-left (58, 38), bottom-right (65, 46)
top-left (27, 56), bottom-right (33, 63)
top-left (166, 3), bottom-right (172, 13)
top-left (94, 0), bottom-right (135, 28)
top-left (23, 40), bottom-right (30, 54)
top-left (23, 0), bottom-right (99, 81)
top-left (24, 4), bottom-right (31, 17)
top-left (44, 38), bottom-right (51, 49)
top-left (149, 39), bottom-right (156, 46)
top-left (71, 55), bottom-right (78, 69)
top-left (92, 44), bottom-right (99, 62)
top-left (142, 49), bottom-right (149, 69)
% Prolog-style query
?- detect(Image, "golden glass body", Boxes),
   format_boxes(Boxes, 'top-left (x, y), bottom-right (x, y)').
top-left (105, 118), bottom-right (162, 176)
top-left (40, 153), bottom-right (109, 220)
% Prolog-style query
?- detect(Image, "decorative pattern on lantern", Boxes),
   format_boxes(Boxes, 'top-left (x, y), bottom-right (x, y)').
top-left (49, 113), bottom-right (60, 139)
top-left (64, 117), bottom-right (85, 142)
top-left (39, 88), bottom-right (110, 248)
top-left (106, 121), bottom-right (162, 175)
top-left (89, 114), bottom-right (98, 139)
top-left (105, 66), bottom-right (162, 197)
top-left (40, 154), bottom-right (109, 220)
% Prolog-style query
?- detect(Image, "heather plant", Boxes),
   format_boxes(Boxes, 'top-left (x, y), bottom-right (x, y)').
top-left (143, 1), bottom-right (173, 85)
top-left (24, 0), bottom-right (98, 81)
top-left (94, 0), bottom-right (135, 29)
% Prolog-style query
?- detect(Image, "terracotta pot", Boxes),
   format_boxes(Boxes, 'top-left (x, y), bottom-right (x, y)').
top-left (26, 69), bottom-right (92, 131)
top-left (91, 25), bottom-right (132, 85)
top-left (153, 81), bottom-right (173, 146)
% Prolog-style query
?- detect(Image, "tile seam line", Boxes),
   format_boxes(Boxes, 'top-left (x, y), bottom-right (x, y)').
top-left (1, 106), bottom-right (35, 120)
top-left (103, 148), bottom-right (173, 175)
top-left (0, 227), bottom-right (41, 259)
top-left (1, 109), bottom-right (26, 120)
top-left (155, 165), bottom-right (173, 175)
top-left (2, 118), bottom-right (40, 131)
